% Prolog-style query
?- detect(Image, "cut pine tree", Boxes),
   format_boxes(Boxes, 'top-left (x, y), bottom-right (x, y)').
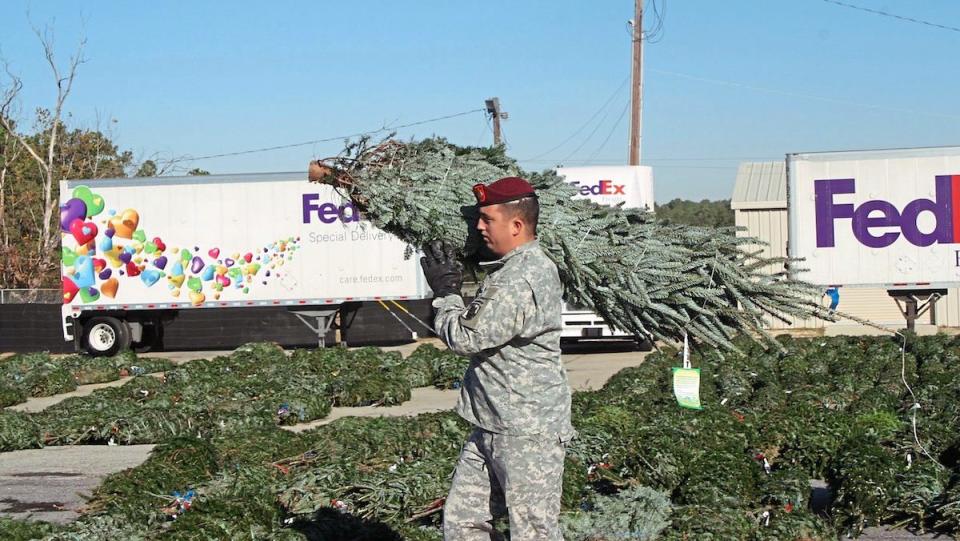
top-left (309, 137), bottom-right (837, 351)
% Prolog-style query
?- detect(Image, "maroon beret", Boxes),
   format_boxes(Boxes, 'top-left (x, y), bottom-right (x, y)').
top-left (472, 176), bottom-right (537, 207)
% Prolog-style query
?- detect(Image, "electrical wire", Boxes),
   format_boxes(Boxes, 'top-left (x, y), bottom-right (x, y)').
top-left (559, 100), bottom-right (618, 164)
top-left (185, 108), bottom-right (485, 162)
top-left (822, 0), bottom-right (960, 34)
top-left (525, 77), bottom-right (629, 162)
top-left (585, 98), bottom-right (631, 164)
top-left (625, 0), bottom-right (667, 44)
top-left (651, 69), bottom-right (960, 121)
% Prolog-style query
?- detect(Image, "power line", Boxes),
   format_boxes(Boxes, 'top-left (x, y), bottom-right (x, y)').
top-left (821, 0), bottom-right (960, 34)
top-left (522, 157), bottom-right (737, 170)
top-left (560, 95), bottom-right (619, 164)
top-left (651, 69), bottom-right (960, 121)
top-left (525, 77), bottom-right (629, 162)
top-left (186, 108), bottom-right (485, 161)
top-left (586, 98), bottom-right (631, 164)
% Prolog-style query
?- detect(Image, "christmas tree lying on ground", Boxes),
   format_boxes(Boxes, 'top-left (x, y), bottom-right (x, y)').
top-left (309, 138), bottom-right (836, 351)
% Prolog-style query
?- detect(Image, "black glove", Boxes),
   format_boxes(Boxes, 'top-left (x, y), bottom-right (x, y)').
top-left (420, 240), bottom-right (463, 298)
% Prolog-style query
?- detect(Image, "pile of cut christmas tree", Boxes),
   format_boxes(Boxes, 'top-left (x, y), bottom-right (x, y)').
top-left (2, 333), bottom-right (958, 540)
top-left (0, 342), bottom-right (468, 452)
top-left (0, 350), bottom-right (173, 408)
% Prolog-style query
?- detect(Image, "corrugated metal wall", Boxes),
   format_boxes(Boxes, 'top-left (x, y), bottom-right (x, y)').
top-left (735, 208), bottom-right (931, 330)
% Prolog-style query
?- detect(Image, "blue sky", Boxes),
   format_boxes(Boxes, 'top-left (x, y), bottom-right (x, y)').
top-left (1, 0), bottom-right (958, 202)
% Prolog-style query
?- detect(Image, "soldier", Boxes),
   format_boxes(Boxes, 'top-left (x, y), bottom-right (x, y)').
top-left (420, 176), bottom-right (575, 541)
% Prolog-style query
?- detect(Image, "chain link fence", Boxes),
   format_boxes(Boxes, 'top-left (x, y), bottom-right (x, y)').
top-left (0, 289), bottom-right (61, 304)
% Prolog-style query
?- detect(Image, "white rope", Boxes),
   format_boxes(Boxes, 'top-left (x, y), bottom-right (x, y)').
top-left (896, 331), bottom-right (941, 466)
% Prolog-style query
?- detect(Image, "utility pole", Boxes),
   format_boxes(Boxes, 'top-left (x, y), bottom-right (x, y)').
top-left (485, 97), bottom-right (507, 146)
top-left (628, 0), bottom-right (644, 165)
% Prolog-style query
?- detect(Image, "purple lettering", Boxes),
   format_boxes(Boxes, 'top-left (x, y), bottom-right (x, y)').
top-left (338, 203), bottom-right (359, 223)
top-left (853, 200), bottom-right (900, 248)
top-left (813, 175), bottom-right (957, 249)
top-left (302, 194), bottom-right (320, 224)
top-left (899, 176), bottom-right (952, 247)
top-left (815, 179), bottom-right (855, 248)
top-left (302, 195), bottom-right (362, 224)
top-left (318, 203), bottom-right (339, 224)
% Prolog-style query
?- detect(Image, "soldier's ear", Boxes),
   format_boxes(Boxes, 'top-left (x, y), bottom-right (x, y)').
top-left (510, 216), bottom-right (524, 236)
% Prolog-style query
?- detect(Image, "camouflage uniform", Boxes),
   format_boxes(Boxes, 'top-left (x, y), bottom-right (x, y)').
top-left (432, 239), bottom-right (574, 540)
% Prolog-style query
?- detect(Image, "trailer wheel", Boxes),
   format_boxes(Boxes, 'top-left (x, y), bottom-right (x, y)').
top-left (83, 317), bottom-right (130, 356)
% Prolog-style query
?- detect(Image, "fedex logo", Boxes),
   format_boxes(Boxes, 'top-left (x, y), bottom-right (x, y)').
top-left (572, 179), bottom-right (625, 196)
top-left (302, 194), bottom-right (360, 224)
top-left (815, 175), bottom-right (960, 248)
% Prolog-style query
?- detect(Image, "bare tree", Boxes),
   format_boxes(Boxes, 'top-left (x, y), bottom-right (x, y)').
top-left (0, 25), bottom-right (86, 285)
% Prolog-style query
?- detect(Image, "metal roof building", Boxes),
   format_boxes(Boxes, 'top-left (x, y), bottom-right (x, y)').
top-left (730, 161), bottom-right (957, 333)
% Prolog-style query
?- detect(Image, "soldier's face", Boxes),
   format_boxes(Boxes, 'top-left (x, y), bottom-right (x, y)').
top-left (477, 204), bottom-right (520, 257)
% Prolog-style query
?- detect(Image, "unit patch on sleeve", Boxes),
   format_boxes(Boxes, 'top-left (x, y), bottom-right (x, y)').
top-left (461, 286), bottom-right (500, 330)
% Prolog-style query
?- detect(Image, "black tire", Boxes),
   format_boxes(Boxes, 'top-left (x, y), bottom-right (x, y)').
top-left (82, 317), bottom-right (131, 357)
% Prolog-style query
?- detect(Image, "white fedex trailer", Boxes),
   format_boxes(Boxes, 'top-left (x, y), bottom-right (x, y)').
top-left (58, 172), bottom-right (428, 355)
top-left (556, 165), bottom-right (655, 344)
top-left (787, 146), bottom-right (960, 328)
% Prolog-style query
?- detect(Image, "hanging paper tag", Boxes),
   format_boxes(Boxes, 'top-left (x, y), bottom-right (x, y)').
top-left (673, 367), bottom-right (702, 410)
top-left (673, 332), bottom-right (702, 409)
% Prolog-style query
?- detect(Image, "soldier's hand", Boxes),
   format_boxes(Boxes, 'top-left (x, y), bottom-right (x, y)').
top-left (420, 240), bottom-right (463, 298)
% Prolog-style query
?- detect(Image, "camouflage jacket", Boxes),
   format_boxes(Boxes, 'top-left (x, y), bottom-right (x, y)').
top-left (433, 240), bottom-right (574, 438)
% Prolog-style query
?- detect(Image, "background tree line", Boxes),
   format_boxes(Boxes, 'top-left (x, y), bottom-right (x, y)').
top-left (655, 198), bottom-right (735, 227)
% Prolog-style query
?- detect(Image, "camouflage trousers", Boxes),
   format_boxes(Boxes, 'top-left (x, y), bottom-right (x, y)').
top-left (443, 427), bottom-right (566, 541)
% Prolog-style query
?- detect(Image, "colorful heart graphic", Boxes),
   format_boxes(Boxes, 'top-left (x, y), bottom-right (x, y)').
top-left (69, 219), bottom-right (98, 246)
top-left (154, 256), bottom-right (168, 270)
top-left (72, 186), bottom-right (105, 218)
top-left (101, 278), bottom-right (119, 298)
top-left (108, 209), bottom-right (139, 239)
top-left (187, 276), bottom-right (202, 292)
top-left (208, 248), bottom-right (220, 259)
top-left (72, 256), bottom-right (96, 288)
top-left (62, 247), bottom-right (77, 266)
top-left (62, 276), bottom-right (79, 304)
top-left (189, 291), bottom-right (205, 306)
top-left (98, 235), bottom-right (113, 253)
top-left (60, 198), bottom-right (87, 233)
top-left (79, 287), bottom-right (100, 303)
top-left (125, 261), bottom-right (141, 277)
top-left (141, 270), bottom-right (162, 287)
